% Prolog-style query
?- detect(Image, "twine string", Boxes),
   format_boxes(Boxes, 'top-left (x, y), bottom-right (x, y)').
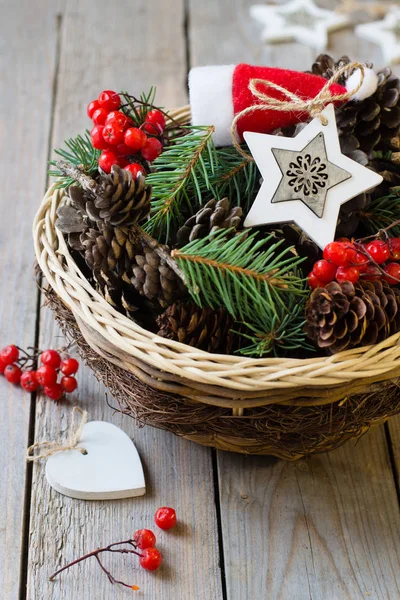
top-left (231, 61), bottom-right (365, 159)
top-left (26, 406), bottom-right (88, 462)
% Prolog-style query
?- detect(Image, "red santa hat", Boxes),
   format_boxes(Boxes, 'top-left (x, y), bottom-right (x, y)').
top-left (189, 63), bottom-right (378, 147)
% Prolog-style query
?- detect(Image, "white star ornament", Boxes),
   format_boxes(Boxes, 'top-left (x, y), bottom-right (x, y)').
top-left (355, 6), bottom-right (400, 65)
top-left (250, 0), bottom-right (350, 52)
top-left (243, 104), bottom-right (383, 250)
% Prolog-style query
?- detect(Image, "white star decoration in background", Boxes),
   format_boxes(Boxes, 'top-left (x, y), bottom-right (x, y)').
top-left (356, 6), bottom-right (400, 65)
top-left (250, 0), bottom-right (350, 52)
top-left (243, 104), bottom-right (383, 249)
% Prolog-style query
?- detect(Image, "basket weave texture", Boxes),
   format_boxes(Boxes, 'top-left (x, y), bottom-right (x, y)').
top-left (33, 107), bottom-right (400, 459)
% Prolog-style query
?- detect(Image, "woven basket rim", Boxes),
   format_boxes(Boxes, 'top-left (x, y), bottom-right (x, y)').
top-left (33, 107), bottom-right (400, 393)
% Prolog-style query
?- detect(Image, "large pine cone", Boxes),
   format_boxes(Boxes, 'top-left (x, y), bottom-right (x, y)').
top-left (305, 280), bottom-right (400, 353)
top-left (176, 198), bottom-right (242, 247)
top-left (81, 225), bottom-right (186, 308)
top-left (311, 55), bottom-right (400, 163)
top-left (156, 301), bottom-right (235, 353)
top-left (56, 165), bottom-right (151, 247)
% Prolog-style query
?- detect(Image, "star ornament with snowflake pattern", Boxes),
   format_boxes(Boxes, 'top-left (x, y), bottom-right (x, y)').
top-left (243, 104), bottom-right (383, 249)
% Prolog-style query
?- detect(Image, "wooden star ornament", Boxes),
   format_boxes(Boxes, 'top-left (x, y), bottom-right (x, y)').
top-left (250, 0), bottom-right (350, 52)
top-left (243, 104), bottom-right (383, 249)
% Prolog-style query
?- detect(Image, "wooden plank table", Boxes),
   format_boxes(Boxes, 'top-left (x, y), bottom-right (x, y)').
top-left (1, 1), bottom-right (400, 598)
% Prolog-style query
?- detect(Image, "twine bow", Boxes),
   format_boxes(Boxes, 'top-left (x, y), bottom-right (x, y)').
top-left (231, 61), bottom-right (366, 159)
top-left (26, 406), bottom-right (88, 462)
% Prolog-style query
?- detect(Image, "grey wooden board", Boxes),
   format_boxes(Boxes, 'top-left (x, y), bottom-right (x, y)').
top-left (0, 1), bottom-right (64, 598)
top-left (188, 1), bottom-right (400, 598)
top-left (25, 1), bottom-right (222, 599)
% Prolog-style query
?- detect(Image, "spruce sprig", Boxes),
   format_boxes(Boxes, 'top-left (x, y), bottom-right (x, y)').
top-left (360, 190), bottom-right (400, 236)
top-left (119, 88), bottom-right (157, 128)
top-left (172, 230), bottom-right (305, 323)
top-left (49, 131), bottom-right (100, 188)
top-left (144, 125), bottom-right (216, 241)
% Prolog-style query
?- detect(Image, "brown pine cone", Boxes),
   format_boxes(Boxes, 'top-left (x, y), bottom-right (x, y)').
top-left (156, 301), bottom-right (235, 353)
top-left (176, 198), bottom-right (242, 247)
top-left (305, 280), bottom-right (400, 353)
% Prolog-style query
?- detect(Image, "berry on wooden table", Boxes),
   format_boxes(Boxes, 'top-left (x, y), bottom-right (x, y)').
top-left (124, 127), bottom-right (147, 152)
top-left (124, 163), bottom-right (146, 178)
top-left (133, 529), bottom-right (156, 550)
top-left (365, 240), bottom-right (390, 264)
top-left (41, 349), bottom-right (61, 369)
top-left (139, 548), bottom-right (162, 571)
top-left (0, 357), bottom-right (6, 374)
top-left (154, 506), bottom-right (177, 530)
top-left (36, 364), bottom-right (58, 386)
top-left (1, 344), bottom-right (19, 365)
top-left (44, 383), bottom-right (64, 401)
top-left (60, 376), bottom-right (78, 393)
top-left (60, 357), bottom-right (79, 375)
top-left (5, 364), bottom-right (22, 384)
top-left (99, 150), bottom-right (118, 173)
top-left (20, 370), bottom-right (39, 392)
top-left (98, 90), bottom-right (120, 111)
top-left (141, 137), bottom-right (163, 161)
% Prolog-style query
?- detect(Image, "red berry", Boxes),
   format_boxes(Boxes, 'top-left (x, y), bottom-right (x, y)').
top-left (60, 376), bottom-right (78, 393)
top-left (323, 242), bottom-right (348, 267)
top-left (116, 143), bottom-right (134, 157)
top-left (44, 383), bottom-right (64, 401)
top-left (0, 357), bottom-right (6, 374)
top-left (139, 548), bottom-right (162, 571)
top-left (41, 349), bottom-right (61, 369)
top-left (363, 265), bottom-right (381, 281)
top-left (365, 240), bottom-right (391, 264)
top-left (141, 137), bottom-right (163, 162)
top-left (1, 344), bottom-right (19, 365)
top-left (154, 506), bottom-right (177, 530)
top-left (20, 370), bottom-right (39, 392)
top-left (124, 163), bottom-right (145, 178)
top-left (105, 111), bottom-right (131, 130)
top-left (336, 265), bottom-right (360, 283)
top-left (390, 238), bottom-right (400, 260)
top-left (143, 109), bottom-right (166, 134)
top-left (384, 262), bottom-right (400, 285)
top-left (353, 251), bottom-right (369, 272)
top-left (4, 364), bottom-right (22, 385)
top-left (312, 260), bottom-right (337, 283)
top-left (102, 122), bottom-right (125, 146)
top-left (60, 357), bottom-right (79, 376)
top-left (87, 100), bottom-right (100, 119)
top-left (36, 364), bottom-right (58, 386)
top-left (308, 271), bottom-right (324, 290)
top-left (98, 150), bottom-right (118, 174)
top-left (134, 529), bottom-right (156, 550)
top-left (116, 156), bottom-right (129, 168)
top-left (91, 125), bottom-right (110, 150)
top-left (124, 127), bottom-right (147, 152)
top-left (98, 90), bottom-right (120, 111)
top-left (343, 243), bottom-right (357, 265)
top-left (92, 107), bottom-right (109, 126)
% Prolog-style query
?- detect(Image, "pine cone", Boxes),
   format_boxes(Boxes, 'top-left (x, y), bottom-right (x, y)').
top-left (311, 55), bottom-right (400, 162)
top-left (80, 225), bottom-right (186, 308)
top-left (56, 165), bottom-right (151, 248)
top-left (156, 301), bottom-right (235, 353)
top-left (176, 198), bottom-right (242, 247)
top-left (310, 54), bottom-right (352, 84)
top-left (305, 280), bottom-right (400, 353)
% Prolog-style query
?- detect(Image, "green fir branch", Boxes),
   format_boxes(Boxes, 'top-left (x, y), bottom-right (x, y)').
top-left (49, 131), bottom-right (100, 188)
top-left (119, 88), bottom-right (158, 128)
top-left (172, 230), bottom-right (306, 323)
top-left (144, 125), bottom-right (216, 242)
top-left (360, 190), bottom-right (400, 236)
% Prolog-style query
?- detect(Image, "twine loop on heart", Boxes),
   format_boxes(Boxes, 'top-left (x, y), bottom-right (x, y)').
top-left (26, 406), bottom-right (88, 462)
top-left (231, 61), bottom-right (366, 160)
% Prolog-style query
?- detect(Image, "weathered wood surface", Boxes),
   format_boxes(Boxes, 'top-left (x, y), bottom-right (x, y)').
top-left (188, 1), bottom-right (400, 599)
top-left (25, 1), bottom-right (222, 599)
top-left (0, 1), bottom-right (64, 598)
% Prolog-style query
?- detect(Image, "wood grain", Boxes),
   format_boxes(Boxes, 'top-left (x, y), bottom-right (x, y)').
top-left (0, 1), bottom-right (63, 598)
top-left (187, 1), bottom-right (400, 598)
top-left (26, 1), bottom-right (222, 599)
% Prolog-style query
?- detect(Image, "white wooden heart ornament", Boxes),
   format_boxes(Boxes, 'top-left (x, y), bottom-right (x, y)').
top-left (45, 421), bottom-right (145, 500)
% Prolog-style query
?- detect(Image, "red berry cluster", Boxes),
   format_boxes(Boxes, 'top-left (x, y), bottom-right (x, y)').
top-left (88, 89), bottom-right (165, 175)
top-left (50, 506), bottom-right (177, 590)
top-left (0, 345), bottom-right (79, 401)
top-left (308, 238), bottom-right (400, 289)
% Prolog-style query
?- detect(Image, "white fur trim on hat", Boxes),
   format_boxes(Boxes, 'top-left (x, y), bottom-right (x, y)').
top-left (189, 65), bottom-right (236, 147)
top-left (346, 67), bottom-right (379, 102)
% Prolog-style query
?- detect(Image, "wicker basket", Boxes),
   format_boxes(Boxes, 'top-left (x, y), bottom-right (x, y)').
top-left (33, 107), bottom-right (400, 459)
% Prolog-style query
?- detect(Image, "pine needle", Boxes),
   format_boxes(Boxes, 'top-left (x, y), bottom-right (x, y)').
top-left (49, 131), bottom-right (100, 188)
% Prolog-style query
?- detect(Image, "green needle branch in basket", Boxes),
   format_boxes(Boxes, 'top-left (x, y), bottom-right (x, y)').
top-left (49, 131), bottom-right (101, 188)
top-left (360, 189), bottom-right (400, 237)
